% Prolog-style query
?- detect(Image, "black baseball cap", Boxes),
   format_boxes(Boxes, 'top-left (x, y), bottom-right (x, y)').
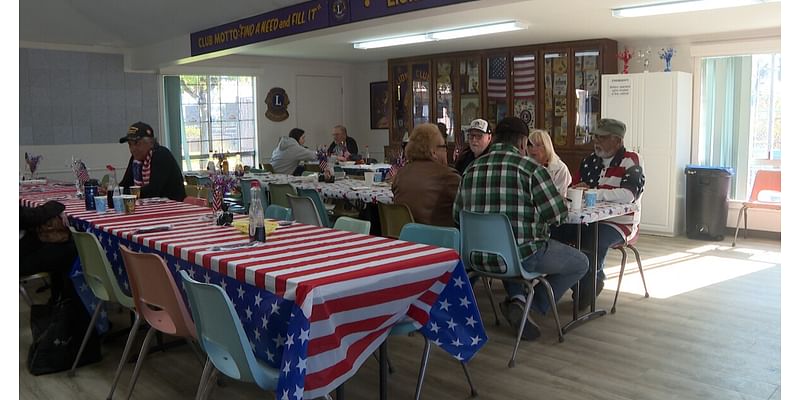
top-left (119, 122), bottom-right (155, 143)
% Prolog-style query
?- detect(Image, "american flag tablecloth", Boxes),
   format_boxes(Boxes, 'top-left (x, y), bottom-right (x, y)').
top-left (254, 174), bottom-right (395, 205)
top-left (20, 188), bottom-right (487, 399)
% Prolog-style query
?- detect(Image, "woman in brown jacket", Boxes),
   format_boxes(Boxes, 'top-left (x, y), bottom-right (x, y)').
top-left (391, 123), bottom-right (461, 227)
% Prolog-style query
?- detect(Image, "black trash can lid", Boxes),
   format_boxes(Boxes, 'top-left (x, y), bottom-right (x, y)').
top-left (685, 165), bottom-right (734, 176)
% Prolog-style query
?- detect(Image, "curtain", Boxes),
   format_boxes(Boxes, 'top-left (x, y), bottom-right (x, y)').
top-left (162, 76), bottom-right (190, 170)
top-left (698, 56), bottom-right (752, 199)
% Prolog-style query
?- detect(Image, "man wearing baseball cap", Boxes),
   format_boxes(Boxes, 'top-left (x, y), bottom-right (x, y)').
top-left (454, 118), bottom-right (493, 175)
top-left (454, 116), bottom-right (588, 341)
top-left (552, 118), bottom-right (645, 310)
top-left (118, 121), bottom-right (186, 201)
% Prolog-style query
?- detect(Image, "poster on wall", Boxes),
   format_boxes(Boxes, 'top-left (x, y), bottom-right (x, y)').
top-left (370, 81), bottom-right (389, 129)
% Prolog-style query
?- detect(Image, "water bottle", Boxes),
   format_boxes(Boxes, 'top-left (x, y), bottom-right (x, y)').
top-left (365, 145), bottom-right (370, 163)
top-left (248, 181), bottom-right (266, 242)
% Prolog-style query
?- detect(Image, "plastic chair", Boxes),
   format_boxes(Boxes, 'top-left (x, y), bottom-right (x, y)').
top-left (240, 178), bottom-right (268, 211)
top-left (19, 273), bottom-right (49, 306)
top-left (184, 196), bottom-right (208, 207)
top-left (119, 245), bottom-right (200, 400)
top-left (732, 170), bottom-right (781, 246)
top-left (268, 183), bottom-right (296, 208)
top-left (332, 217), bottom-right (371, 234)
top-left (179, 271), bottom-right (280, 400)
top-left (261, 163), bottom-right (275, 173)
top-left (304, 163), bottom-right (322, 173)
top-left (396, 223), bottom-right (477, 399)
top-left (297, 188), bottom-right (332, 227)
top-left (287, 194), bottom-right (323, 227)
top-left (265, 205), bottom-right (293, 221)
top-left (609, 231), bottom-right (649, 314)
top-left (459, 210), bottom-right (563, 367)
top-left (69, 230), bottom-right (140, 399)
top-left (378, 203), bottom-right (415, 239)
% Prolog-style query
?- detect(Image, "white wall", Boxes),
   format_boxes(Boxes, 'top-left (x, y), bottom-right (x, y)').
top-left (349, 61), bottom-right (389, 161)
top-left (20, 143), bottom-right (131, 182)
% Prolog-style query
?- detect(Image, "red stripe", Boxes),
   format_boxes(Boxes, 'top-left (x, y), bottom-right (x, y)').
top-left (304, 327), bottom-right (389, 391)
top-left (307, 314), bottom-right (393, 356)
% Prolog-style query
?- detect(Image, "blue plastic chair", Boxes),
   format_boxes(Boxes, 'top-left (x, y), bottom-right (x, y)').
top-left (394, 223), bottom-right (477, 399)
top-left (297, 188), bottom-right (332, 228)
top-left (459, 210), bottom-right (563, 367)
top-left (240, 178), bottom-right (268, 211)
top-left (265, 205), bottom-right (292, 221)
top-left (179, 270), bottom-right (280, 399)
top-left (267, 183), bottom-right (296, 208)
top-left (332, 217), bottom-right (371, 234)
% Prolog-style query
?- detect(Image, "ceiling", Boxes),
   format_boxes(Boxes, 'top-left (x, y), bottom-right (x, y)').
top-left (20, 0), bottom-right (782, 64)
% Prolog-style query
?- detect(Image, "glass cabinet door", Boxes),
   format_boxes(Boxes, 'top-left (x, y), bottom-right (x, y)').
top-left (574, 49), bottom-right (600, 145)
top-left (486, 55), bottom-right (509, 127)
top-left (412, 63), bottom-right (431, 127)
top-left (511, 53), bottom-right (536, 132)
top-left (435, 60), bottom-right (455, 139)
top-left (459, 58), bottom-right (481, 138)
top-left (392, 64), bottom-right (410, 141)
top-left (543, 51), bottom-right (569, 146)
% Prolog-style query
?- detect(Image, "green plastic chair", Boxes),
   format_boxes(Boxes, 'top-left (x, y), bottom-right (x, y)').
top-left (267, 183), bottom-right (296, 208)
top-left (69, 229), bottom-right (140, 400)
top-left (297, 188), bottom-right (332, 228)
top-left (459, 210), bottom-right (564, 367)
top-left (378, 203), bottom-right (415, 239)
top-left (332, 217), bottom-right (371, 234)
top-left (265, 205), bottom-right (292, 221)
top-left (179, 271), bottom-right (280, 399)
top-left (395, 223), bottom-right (476, 399)
top-left (287, 194), bottom-right (323, 227)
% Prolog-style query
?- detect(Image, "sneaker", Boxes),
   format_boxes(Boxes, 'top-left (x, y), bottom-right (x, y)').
top-left (578, 279), bottom-right (604, 311)
top-left (499, 299), bottom-right (541, 341)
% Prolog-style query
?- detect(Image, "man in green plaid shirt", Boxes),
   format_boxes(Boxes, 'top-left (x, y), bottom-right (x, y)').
top-left (454, 117), bottom-right (588, 341)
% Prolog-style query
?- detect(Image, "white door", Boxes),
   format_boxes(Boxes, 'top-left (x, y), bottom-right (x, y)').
top-left (296, 75), bottom-right (343, 151)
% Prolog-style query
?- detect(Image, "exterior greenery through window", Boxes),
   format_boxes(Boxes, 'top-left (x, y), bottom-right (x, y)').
top-left (179, 75), bottom-right (257, 170)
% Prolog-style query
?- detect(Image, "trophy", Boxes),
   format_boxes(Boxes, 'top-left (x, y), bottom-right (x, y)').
top-left (659, 48), bottom-right (676, 72)
top-left (617, 48), bottom-right (633, 74)
top-left (637, 48), bottom-right (652, 73)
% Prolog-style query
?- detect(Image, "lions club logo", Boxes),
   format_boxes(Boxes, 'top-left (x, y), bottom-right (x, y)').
top-left (265, 87), bottom-right (290, 122)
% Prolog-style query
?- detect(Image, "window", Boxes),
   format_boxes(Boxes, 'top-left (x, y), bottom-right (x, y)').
top-left (697, 53), bottom-right (780, 200)
top-left (179, 75), bottom-right (257, 170)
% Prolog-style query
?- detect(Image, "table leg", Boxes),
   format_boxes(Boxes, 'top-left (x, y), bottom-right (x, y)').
top-left (563, 222), bottom-right (607, 333)
top-left (379, 342), bottom-right (388, 400)
top-left (336, 384), bottom-right (345, 399)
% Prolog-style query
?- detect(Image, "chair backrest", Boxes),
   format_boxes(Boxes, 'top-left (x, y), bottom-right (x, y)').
top-left (459, 210), bottom-right (532, 280)
top-left (265, 204), bottom-right (293, 221)
top-left (196, 177), bottom-right (213, 203)
top-left (304, 163), bottom-right (322, 173)
top-left (333, 217), bottom-right (371, 235)
top-left (179, 271), bottom-right (279, 389)
top-left (262, 163), bottom-right (275, 173)
top-left (71, 229), bottom-right (134, 309)
top-left (297, 188), bottom-right (332, 227)
top-left (240, 179), bottom-right (268, 210)
top-left (378, 203), bottom-right (415, 239)
top-left (119, 245), bottom-right (197, 339)
top-left (183, 196), bottom-right (208, 207)
top-left (399, 223), bottom-right (460, 251)
top-left (286, 194), bottom-right (323, 227)
top-left (268, 183), bottom-right (296, 208)
top-left (749, 170), bottom-right (781, 203)
top-left (184, 175), bottom-right (199, 187)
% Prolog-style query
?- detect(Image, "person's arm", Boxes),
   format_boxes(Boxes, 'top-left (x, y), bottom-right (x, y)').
top-left (118, 157), bottom-right (134, 188)
top-left (327, 142), bottom-right (336, 155)
top-left (530, 166), bottom-right (567, 225)
top-left (599, 163), bottom-right (644, 203)
top-left (347, 137), bottom-right (359, 159)
top-left (550, 160), bottom-right (572, 197)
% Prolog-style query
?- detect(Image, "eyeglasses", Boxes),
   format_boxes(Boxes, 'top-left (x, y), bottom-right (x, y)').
top-left (436, 144), bottom-right (448, 149)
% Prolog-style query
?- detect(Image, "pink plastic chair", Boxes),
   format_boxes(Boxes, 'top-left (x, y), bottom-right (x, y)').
top-left (119, 245), bottom-right (199, 400)
top-left (732, 170), bottom-right (781, 246)
top-left (183, 196), bottom-right (209, 207)
top-left (609, 230), bottom-right (649, 314)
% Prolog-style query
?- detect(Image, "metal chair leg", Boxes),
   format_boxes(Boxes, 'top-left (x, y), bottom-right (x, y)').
top-left (481, 277), bottom-right (501, 326)
top-left (69, 301), bottom-right (104, 377)
top-left (201, 367), bottom-right (220, 400)
top-left (630, 245), bottom-right (649, 298)
top-left (508, 283), bottom-right (536, 368)
top-left (743, 207), bottom-right (748, 239)
top-left (610, 248), bottom-right (628, 314)
top-left (732, 206), bottom-right (746, 246)
top-left (125, 327), bottom-right (157, 400)
top-left (107, 313), bottom-right (142, 400)
top-left (20, 285), bottom-right (33, 306)
top-left (195, 358), bottom-right (214, 400)
top-left (538, 278), bottom-right (564, 343)
top-left (460, 361), bottom-right (478, 397)
top-left (413, 338), bottom-right (432, 400)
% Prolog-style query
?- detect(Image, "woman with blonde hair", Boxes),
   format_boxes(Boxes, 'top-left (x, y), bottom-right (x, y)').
top-left (527, 129), bottom-right (571, 196)
top-left (392, 123), bottom-right (461, 227)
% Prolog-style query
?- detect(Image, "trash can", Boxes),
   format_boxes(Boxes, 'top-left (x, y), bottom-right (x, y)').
top-left (685, 165), bottom-right (733, 241)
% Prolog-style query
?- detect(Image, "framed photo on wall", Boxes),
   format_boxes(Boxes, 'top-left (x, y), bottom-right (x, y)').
top-left (370, 81), bottom-right (389, 129)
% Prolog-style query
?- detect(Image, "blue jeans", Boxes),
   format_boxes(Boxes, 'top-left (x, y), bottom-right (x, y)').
top-left (550, 223), bottom-right (625, 289)
top-left (503, 239), bottom-right (589, 315)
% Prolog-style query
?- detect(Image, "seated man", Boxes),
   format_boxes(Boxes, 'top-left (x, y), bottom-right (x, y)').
top-left (119, 122), bottom-right (186, 201)
top-left (551, 118), bottom-right (645, 310)
top-left (454, 118), bottom-right (493, 175)
top-left (392, 123), bottom-right (460, 227)
top-left (454, 116), bottom-right (588, 341)
top-left (327, 125), bottom-right (359, 161)
top-left (270, 128), bottom-right (318, 175)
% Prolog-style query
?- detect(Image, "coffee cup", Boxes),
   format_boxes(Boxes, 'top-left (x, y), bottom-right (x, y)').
top-left (364, 172), bottom-right (376, 185)
top-left (122, 195), bottom-right (137, 214)
top-left (584, 189), bottom-right (598, 208)
top-left (94, 196), bottom-right (108, 213)
top-left (567, 188), bottom-right (583, 211)
top-left (129, 185), bottom-right (142, 199)
top-left (113, 195), bottom-right (125, 213)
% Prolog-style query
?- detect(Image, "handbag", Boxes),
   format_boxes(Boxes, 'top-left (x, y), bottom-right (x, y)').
top-left (27, 298), bottom-right (102, 375)
top-left (36, 216), bottom-right (70, 243)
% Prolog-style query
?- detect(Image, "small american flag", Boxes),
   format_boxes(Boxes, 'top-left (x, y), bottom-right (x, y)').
top-left (513, 55), bottom-right (536, 98)
top-left (76, 161), bottom-right (90, 184)
top-left (487, 57), bottom-right (507, 99)
top-left (386, 151), bottom-right (406, 180)
top-left (318, 154), bottom-right (328, 174)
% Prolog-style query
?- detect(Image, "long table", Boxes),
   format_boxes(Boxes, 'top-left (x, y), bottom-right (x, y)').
top-left (20, 184), bottom-right (487, 399)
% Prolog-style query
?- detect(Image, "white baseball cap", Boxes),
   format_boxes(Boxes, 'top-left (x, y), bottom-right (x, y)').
top-left (468, 119), bottom-right (490, 134)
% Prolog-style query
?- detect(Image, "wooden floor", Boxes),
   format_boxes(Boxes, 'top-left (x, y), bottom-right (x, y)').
top-left (19, 234), bottom-right (781, 400)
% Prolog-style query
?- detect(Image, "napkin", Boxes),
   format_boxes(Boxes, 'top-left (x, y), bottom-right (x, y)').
top-left (134, 224), bottom-right (173, 234)
top-left (231, 219), bottom-right (279, 236)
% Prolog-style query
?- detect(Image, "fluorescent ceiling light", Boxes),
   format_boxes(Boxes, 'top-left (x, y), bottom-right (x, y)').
top-left (611, 0), bottom-right (771, 18)
top-left (353, 21), bottom-right (527, 50)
